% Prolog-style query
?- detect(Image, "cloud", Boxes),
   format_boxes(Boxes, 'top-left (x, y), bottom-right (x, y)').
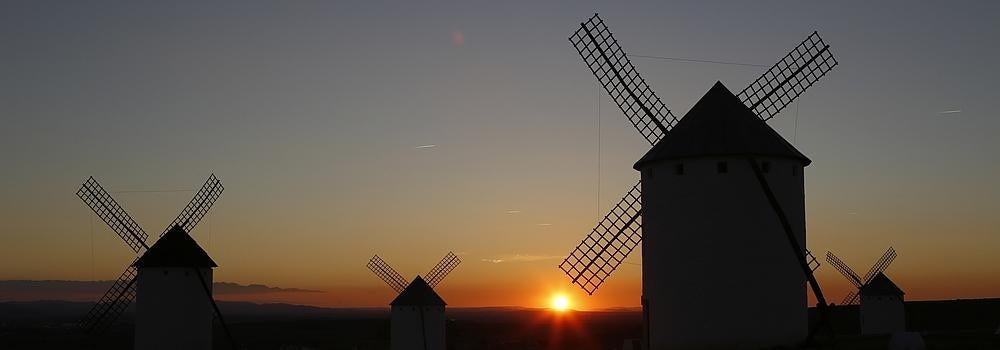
top-left (481, 254), bottom-right (564, 264)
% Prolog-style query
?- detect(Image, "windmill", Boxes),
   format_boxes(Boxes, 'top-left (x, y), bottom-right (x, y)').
top-left (368, 252), bottom-right (461, 350)
top-left (827, 247), bottom-right (906, 334)
top-left (558, 14), bottom-right (837, 349)
top-left (76, 174), bottom-right (236, 349)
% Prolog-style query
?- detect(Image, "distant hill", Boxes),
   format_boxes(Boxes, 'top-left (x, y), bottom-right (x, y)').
top-left (0, 280), bottom-right (320, 303)
top-left (0, 300), bottom-right (632, 323)
top-left (0, 300), bottom-right (384, 324)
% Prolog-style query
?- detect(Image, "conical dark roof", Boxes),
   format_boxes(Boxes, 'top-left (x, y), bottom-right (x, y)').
top-left (390, 276), bottom-right (446, 306)
top-left (133, 225), bottom-right (217, 268)
top-left (860, 272), bottom-right (904, 297)
top-left (634, 81), bottom-right (810, 169)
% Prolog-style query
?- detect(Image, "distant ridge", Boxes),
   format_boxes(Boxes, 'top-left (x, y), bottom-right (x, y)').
top-left (0, 280), bottom-right (321, 302)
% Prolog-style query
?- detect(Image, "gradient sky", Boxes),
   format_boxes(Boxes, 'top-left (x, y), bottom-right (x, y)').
top-left (1, 0), bottom-right (999, 309)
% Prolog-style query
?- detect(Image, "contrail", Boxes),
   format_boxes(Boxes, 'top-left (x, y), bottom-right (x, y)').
top-left (938, 110), bottom-right (962, 115)
top-left (415, 144), bottom-right (437, 149)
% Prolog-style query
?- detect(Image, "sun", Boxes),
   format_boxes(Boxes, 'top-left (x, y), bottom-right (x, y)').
top-left (551, 294), bottom-right (571, 312)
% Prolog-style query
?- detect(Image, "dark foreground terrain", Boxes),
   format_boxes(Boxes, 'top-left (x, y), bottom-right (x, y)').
top-left (1, 299), bottom-right (998, 349)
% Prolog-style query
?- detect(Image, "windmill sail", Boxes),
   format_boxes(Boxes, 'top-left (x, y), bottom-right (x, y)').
top-left (367, 255), bottom-right (408, 293)
top-left (738, 31), bottom-right (838, 121)
top-left (77, 177), bottom-right (149, 253)
top-left (841, 290), bottom-right (859, 306)
top-left (425, 252), bottom-right (461, 288)
top-left (570, 13), bottom-right (678, 145)
top-left (860, 247), bottom-right (896, 286)
top-left (805, 249), bottom-right (821, 272)
top-left (559, 183), bottom-right (642, 295)
top-left (77, 264), bottom-right (138, 334)
top-left (162, 174), bottom-right (224, 236)
top-left (826, 252), bottom-right (863, 288)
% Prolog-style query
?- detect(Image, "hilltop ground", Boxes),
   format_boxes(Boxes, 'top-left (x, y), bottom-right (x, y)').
top-left (2, 299), bottom-right (999, 349)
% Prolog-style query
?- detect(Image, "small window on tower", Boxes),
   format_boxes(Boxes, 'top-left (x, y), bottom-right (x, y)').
top-left (792, 166), bottom-right (799, 176)
top-left (717, 161), bottom-right (728, 174)
top-left (675, 163), bottom-right (684, 175)
top-left (163, 270), bottom-right (168, 276)
top-left (762, 161), bottom-right (771, 173)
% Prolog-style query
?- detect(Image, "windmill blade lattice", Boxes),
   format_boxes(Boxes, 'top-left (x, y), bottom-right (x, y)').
top-left (805, 249), bottom-right (821, 272)
top-left (559, 183), bottom-right (643, 295)
top-left (77, 264), bottom-right (138, 334)
top-left (425, 252), bottom-right (461, 288)
top-left (841, 290), bottom-right (859, 306)
top-left (825, 251), bottom-right (863, 288)
top-left (860, 247), bottom-right (896, 285)
top-left (737, 31), bottom-right (838, 121)
top-left (162, 174), bottom-right (224, 236)
top-left (570, 13), bottom-right (679, 145)
top-left (367, 255), bottom-right (408, 293)
top-left (77, 177), bottom-right (149, 253)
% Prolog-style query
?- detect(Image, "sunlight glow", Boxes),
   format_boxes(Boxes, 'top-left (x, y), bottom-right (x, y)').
top-left (551, 294), bottom-right (570, 311)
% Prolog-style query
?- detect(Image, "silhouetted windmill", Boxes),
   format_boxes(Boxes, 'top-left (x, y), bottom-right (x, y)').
top-left (827, 247), bottom-right (906, 334)
top-left (368, 252), bottom-right (460, 350)
top-left (558, 14), bottom-right (837, 349)
top-left (76, 174), bottom-right (236, 349)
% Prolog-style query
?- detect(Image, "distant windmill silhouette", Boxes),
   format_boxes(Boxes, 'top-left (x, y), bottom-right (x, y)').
top-left (558, 13), bottom-right (837, 349)
top-left (368, 252), bottom-right (460, 350)
top-left (76, 174), bottom-right (236, 349)
top-left (826, 247), bottom-right (906, 334)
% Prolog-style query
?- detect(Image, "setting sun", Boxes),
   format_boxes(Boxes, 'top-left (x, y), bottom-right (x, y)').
top-left (551, 294), bottom-right (571, 311)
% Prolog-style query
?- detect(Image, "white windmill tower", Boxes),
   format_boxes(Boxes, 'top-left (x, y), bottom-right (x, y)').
top-left (367, 252), bottom-right (461, 350)
top-left (559, 14), bottom-right (838, 349)
top-left (75, 175), bottom-right (237, 350)
top-left (133, 224), bottom-right (218, 350)
top-left (827, 247), bottom-right (906, 335)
